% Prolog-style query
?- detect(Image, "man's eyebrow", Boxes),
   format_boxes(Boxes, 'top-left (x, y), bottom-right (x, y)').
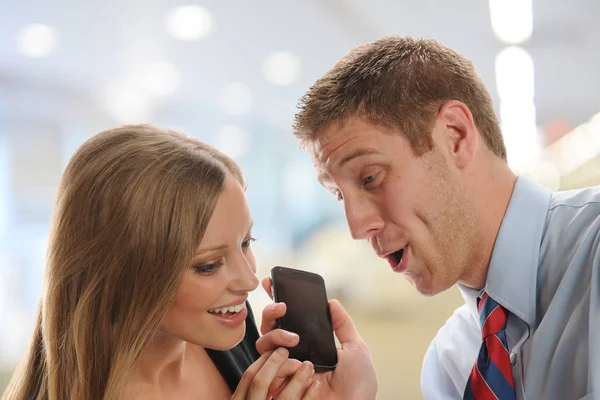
top-left (336, 148), bottom-right (382, 168)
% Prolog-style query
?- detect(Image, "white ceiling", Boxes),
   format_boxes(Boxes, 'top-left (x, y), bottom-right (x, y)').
top-left (0, 0), bottom-right (599, 136)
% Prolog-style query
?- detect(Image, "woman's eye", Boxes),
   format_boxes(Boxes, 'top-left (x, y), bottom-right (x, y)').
top-left (193, 260), bottom-right (223, 275)
top-left (242, 237), bottom-right (256, 249)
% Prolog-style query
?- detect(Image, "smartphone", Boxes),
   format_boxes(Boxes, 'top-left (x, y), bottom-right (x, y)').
top-left (270, 266), bottom-right (337, 371)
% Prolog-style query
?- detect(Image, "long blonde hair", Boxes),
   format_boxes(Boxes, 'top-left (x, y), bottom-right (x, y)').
top-left (3, 125), bottom-right (243, 400)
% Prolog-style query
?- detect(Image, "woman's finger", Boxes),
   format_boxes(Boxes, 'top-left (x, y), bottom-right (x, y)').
top-left (231, 351), bottom-right (271, 400)
top-left (268, 358), bottom-right (302, 398)
top-left (276, 361), bottom-right (315, 400)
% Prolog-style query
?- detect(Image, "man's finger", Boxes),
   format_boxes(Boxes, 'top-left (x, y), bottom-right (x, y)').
top-left (329, 299), bottom-right (362, 345)
top-left (261, 276), bottom-right (273, 299)
top-left (302, 380), bottom-right (323, 400)
top-left (260, 302), bottom-right (287, 335)
top-left (256, 328), bottom-right (299, 355)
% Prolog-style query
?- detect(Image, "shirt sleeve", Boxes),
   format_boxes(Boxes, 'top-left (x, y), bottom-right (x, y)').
top-left (421, 303), bottom-right (481, 400)
top-left (592, 238), bottom-right (600, 395)
top-left (421, 336), bottom-right (463, 400)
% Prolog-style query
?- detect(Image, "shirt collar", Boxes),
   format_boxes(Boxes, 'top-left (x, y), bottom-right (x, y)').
top-left (459, 176), bottom-right (552, 327)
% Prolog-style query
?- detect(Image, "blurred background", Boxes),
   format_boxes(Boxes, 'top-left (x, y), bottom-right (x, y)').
top-left (1, 0), bottom-right (600, 398)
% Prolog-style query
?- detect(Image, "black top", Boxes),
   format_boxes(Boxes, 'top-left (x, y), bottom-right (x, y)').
top-left (205, 301), bottom-right (261, 393)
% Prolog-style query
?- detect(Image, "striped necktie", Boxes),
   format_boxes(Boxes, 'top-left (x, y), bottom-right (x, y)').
top-left (463, 292), bottom-right (516, 400)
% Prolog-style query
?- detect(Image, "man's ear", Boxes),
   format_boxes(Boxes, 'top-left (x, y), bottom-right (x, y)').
top-left (433, 100), bottom-right (478, 169)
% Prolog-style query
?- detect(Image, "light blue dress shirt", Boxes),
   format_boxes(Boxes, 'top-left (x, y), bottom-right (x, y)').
top-left (421, 176), bottom-right (600, 400)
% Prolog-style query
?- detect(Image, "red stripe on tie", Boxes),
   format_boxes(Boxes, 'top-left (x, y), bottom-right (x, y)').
top-left (482, 306), bottom-right (508, 338)
top-left (470, 364), bottom-right (499, 400)
top-left (478, 292), bottom-right (489, 313)
top-left (465, 292), bottom-right (515, 399)
top-left (486, 334), bottom-right (515, 388)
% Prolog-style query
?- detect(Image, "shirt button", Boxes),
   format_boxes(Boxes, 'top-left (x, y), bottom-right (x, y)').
top-left (510, 352), bottom-right (517, 365)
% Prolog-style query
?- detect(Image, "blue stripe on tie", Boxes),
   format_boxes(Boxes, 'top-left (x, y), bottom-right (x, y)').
top-left (479, 356), bottom-right (515, 399)
top-left (465, 292), bottom-right (515, 399)
top-left (463, 380), bottom-right (475, 400)
top-left (495, 330), bottom-right (509, 352)
top-left (479, 295), bottom-right (501, 328)
top-left (477, 331), bottom-right (509, 365)
top-left (477, 342), bottom-right (490, 366)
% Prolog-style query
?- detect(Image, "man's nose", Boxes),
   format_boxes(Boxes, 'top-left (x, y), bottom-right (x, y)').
top-left (344, 197), bottom-right (384, 240)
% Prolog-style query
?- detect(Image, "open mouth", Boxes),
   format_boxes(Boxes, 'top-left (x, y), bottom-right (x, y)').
top-left (391, 248), bottom-right (404, 265)
top-left (208, 302), bottom-right (246, 319)
top-left (385, 247), bottom-right (405, 272)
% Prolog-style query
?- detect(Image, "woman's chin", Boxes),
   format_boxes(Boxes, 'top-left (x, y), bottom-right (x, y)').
top-left (204, 324), bottom-right (246, 351)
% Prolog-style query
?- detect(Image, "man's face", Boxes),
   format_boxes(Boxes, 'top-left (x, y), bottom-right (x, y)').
top-left (309, 116), bottom-right (480, 296)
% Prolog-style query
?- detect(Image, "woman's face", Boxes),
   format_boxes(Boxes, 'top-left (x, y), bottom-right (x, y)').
top-left (160, 175), bottom-right (259, 350)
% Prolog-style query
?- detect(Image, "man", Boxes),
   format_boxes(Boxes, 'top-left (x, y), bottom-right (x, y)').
top-left (270, 36), bottom-right (598, 399)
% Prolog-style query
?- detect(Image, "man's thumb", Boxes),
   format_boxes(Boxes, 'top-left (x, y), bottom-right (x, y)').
top-left (329, 299), bottom-right (361, 345)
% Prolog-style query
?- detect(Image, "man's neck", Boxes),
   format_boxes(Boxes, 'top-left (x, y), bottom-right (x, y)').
top-left (459, 158), bottom-right (518, 290)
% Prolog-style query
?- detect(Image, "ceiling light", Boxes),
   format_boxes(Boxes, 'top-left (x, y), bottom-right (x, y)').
top-left (262, 51), bottom-right (301, 85)
top-left (17, 23), bottom-right (58, 58)
top-left (165, 5), bottom-right (215, 41)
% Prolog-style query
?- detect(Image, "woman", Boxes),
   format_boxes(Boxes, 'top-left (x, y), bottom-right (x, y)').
top-left (3, 125), bottom-right (319, 399)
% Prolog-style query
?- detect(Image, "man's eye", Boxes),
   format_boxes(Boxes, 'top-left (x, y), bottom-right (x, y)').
top-left (362, 175), bottom-right (375, 185)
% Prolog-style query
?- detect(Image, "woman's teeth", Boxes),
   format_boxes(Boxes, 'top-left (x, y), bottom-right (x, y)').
top-left (208, 302), bottom-right (246, 314)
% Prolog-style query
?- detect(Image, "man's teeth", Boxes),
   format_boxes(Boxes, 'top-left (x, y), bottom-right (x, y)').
top-left (208, 303), bottom-right (246, 314)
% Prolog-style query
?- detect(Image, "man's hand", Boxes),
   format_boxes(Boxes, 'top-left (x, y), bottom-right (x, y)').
top-left (257, 277), bottom-right (378, 400)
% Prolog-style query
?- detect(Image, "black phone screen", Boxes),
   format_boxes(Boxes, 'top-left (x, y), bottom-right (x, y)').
top-left (271, 266), bottom-right (337, 370)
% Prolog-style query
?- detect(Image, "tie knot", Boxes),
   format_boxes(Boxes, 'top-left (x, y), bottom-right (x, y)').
top-left (477, 292), bottom-right (509, 339)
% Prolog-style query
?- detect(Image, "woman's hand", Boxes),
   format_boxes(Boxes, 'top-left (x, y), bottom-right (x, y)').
top-left (231, 348), bottom-right (322, 399)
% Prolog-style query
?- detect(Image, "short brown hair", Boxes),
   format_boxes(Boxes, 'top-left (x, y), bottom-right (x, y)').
top-left (293, 36), bottom-right (506, 160)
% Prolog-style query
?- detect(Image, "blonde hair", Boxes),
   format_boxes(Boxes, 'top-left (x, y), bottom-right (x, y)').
top-left (3, 125), bottom-right (243, 400)
top-left (293, 36), bottom-right (506, 160)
